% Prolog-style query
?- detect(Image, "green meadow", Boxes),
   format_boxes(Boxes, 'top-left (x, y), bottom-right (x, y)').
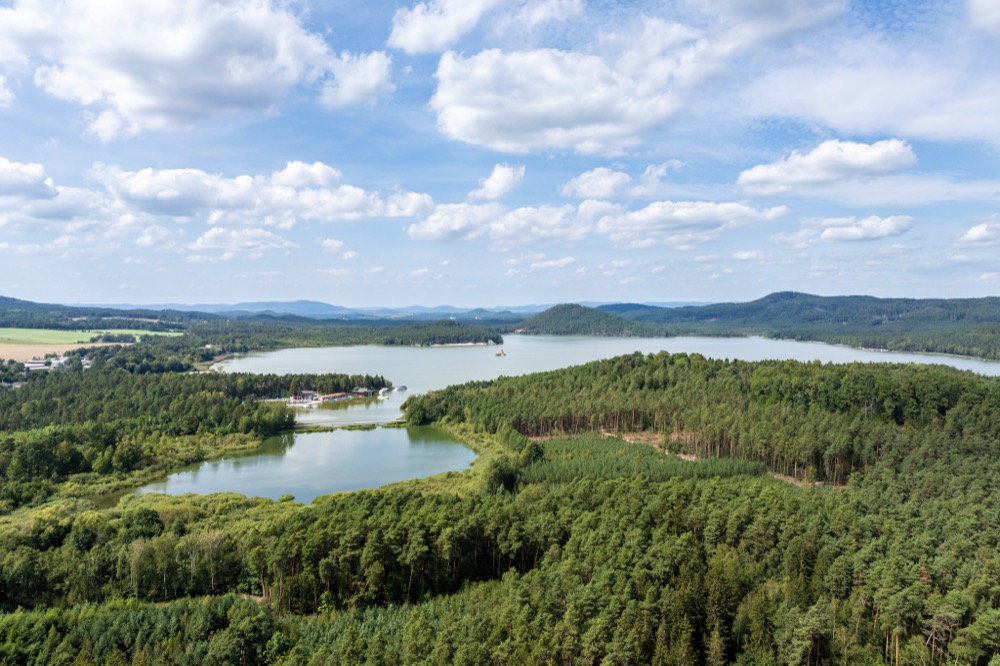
top-left (0, 328), bottom-right (181, 345)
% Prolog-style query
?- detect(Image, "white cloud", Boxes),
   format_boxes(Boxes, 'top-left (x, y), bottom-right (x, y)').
top-left (90, 160), bottom-right (428, 226)
top-left (530, 256), bottom-right (575, 269)
top-left (561, 161), bottom-right (683, 199)
top-left (320, 238), bottom-right (345, 252)
top-left (469, 164), bottom-right (525, 200)
top-left (776, 215), bottom-right (917, 245)
top-left (0, 156), bottom-right (55, 198)
top-left (135, 225), bottom-right (174, 248)
top-left (431, 18), bottom-right (700, 155)
top-left (738, 139), bottom-right (917, 195)
top-left (271, 161), bottom-right (342, 189)
top-left (0, 75), bottom-right (13, 106)
top-left (969, 0), bottom-right (1000, 35)
top-left (597, 200), bottom-right (787, 248)
top-left (389, 0), bottom-right (501, 55)
top-left (693, 0), bottom-right (845, 41)
top-left (190, 226), bottom-right (296, 259)
top-left (561, 168), bottom-right (632, 199)
top-left (407, 202), bottom-right (505, 241)
top-left (491, 204), bottom-right (582, 246)
top-left (741, 37), bottom-right (1000, 146)
top-left (818, 215), bottom-right (915, 241)
top-left (321, 52), bottom-right (395, 109)
top-left (733, 250), bottom-right (766, 260)
top-left (512, 0), bottom-right (583, 28)
top-left (0, 0), bottom-right (383, 138)
top-left (411, 267), bottom-right (431, 277)
top-left (342, 250), bottom-right (359, 260)
top-left (958, 222), bottom-right (1000, 245)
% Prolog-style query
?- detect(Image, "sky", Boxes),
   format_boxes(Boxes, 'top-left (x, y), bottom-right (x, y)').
top-left (1, 0), bottom-right (999, 308)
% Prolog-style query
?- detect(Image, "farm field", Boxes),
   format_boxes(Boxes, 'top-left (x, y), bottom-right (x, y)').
top-left (0, 328), bottom-right (181, 362)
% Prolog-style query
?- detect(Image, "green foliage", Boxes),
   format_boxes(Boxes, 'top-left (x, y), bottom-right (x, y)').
top-left (514, 303), bottom-right (662, 336)
top-left (602, 291), bottom-right (1000, 359)
top-left (7, 334), bottom-right (1000, 663)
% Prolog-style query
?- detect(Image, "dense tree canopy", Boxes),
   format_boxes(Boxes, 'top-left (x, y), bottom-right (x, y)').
top-left (2, 335), bottom-right (1000, 663)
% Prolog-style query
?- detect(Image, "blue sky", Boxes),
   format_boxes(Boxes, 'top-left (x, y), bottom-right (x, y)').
top-left (1, 0), bottom-right (999, 308)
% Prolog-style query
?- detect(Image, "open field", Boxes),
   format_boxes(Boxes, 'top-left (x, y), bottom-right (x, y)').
top-left (0, 328), bottom-right (183, 362)
top-left (0, 342), bottom-right (100, 362)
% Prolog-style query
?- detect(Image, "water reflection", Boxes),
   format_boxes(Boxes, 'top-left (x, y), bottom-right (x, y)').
top-left (135, 426), bottom-right (474, 504)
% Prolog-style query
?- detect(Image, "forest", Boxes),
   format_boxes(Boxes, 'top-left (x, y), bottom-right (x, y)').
top-left (598, 292), bottom-right (1000, 359)
top-left (0, 329), bottom-right (999, 664)
top-left (4, 295), bottom-right (1000, 663)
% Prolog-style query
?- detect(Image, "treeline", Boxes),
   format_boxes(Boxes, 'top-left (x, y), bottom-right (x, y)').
top-left (8, 346), bottom-right (1000, 663)
top-left (5, 444), bottom-right (1000, 664)
top-left (0, 364), bottom-right (390, 512)
top-left (404, 351), bottom-right (1000, 484)
top-left (600, 291), bottom-right (1000, 359)
top-left (509, 303), bottom-right (663, 337)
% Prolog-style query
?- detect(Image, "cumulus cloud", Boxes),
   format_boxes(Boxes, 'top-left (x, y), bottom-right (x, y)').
top-left (431, 46), bottom-right (679, 155)
top-left (0, 156), bottom-right (55, 199)
top-left (90, 160), bottom-right (429, 227)
top-left (958, 221), bottom-right (1000, 245)
top-left (320, 238), bottom-right (345, 252)
top-left (596, 200), bottom-right (787, 249)
top-left (490, 204), bottom-right (582, 246)
top-left (431, 18), bottom-right (702, 155)
top-left (389, 0), bottom-right (501, 54)
top-left (561, 168), bottom-right (632, 199)
top-left (469, 164), bottom-right (525, 200)
top-left (135, 225), bottom-right (175, 249)
top-left (818, 215), bottom-right (914, 241)
top-left (408, 201), bottom-right (583, 246)
top-left (561, 161), bottom-right (683, 199)
top-left (0, 0), bottom-right (386, 138)
top-left (427, 0), bottom-right (850, 157)
top-left (190, 226), bottom-right (296, 259)
top-left (407, 202), bottom-right (505, 241)
top-left (321, 51), bottom-right (395, 109)
top-left (737, 139), bottom-right (917, 195)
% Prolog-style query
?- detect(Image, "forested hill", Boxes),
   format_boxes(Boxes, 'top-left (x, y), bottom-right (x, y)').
top-left (513, 303), bottom-right (661, 336)
top-left (600, 291), bottom-right (1000, 359)
top-left (0, 295), bottom-right (199, 330)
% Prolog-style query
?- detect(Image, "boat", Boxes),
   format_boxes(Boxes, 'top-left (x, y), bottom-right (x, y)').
top-left (395, 385), bottom-right (407, 392)
top-left (495, 349), bottom-right (506, 357)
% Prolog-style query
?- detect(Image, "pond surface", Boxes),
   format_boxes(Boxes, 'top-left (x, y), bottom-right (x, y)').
top-left (135, 426), bottom-right (474, 504)
top-left (133, 334), bottom-right (1000, 503)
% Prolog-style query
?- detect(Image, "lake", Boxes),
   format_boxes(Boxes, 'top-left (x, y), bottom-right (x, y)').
top-left (134, 335), bottom-right (1000, 503)
top-left (136, 425), bottom-right (475, 505)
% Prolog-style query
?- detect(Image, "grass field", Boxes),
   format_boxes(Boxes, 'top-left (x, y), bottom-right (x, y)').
top-left (0, 328), bottom-right (181, 345)
top-left (0, 328), bottom-right (183, 362)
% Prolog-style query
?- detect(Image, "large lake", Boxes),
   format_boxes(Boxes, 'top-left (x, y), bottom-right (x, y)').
top-left (134, 335), bottom-right (1000, 503)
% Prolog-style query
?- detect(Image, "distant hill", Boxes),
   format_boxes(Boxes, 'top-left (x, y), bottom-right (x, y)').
top-left (0, 296), bottom-right (204, 330)
top-left (599, 291), bottom-right (1000, 329)
top-left (516, 304), bottom-right (661, 336)
top-left (600, 291), bottom-right (1000, 359)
